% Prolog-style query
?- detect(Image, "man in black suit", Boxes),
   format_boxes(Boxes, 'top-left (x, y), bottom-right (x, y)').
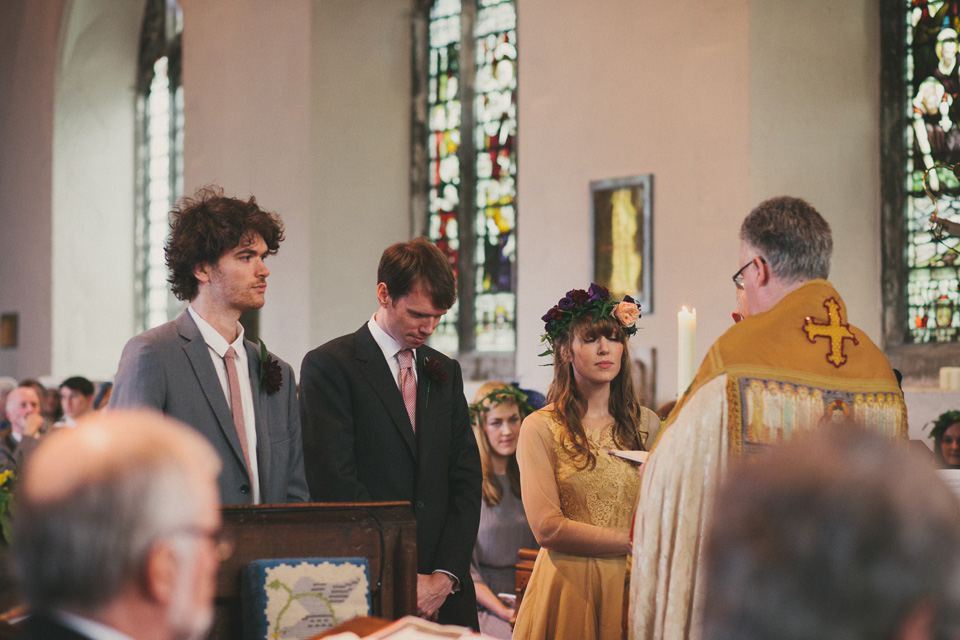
top-left (13, 410), bottom-right (224, 640)
top-left (300, 238), bottom-right (482, 629)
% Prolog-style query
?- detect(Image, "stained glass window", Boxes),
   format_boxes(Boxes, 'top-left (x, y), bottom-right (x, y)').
top-left (420, 0), bottom-right (518, 357)
top-left (135, 0), bottom-right (183, 331)
top-left (902, 0), bottom-right (960, 344)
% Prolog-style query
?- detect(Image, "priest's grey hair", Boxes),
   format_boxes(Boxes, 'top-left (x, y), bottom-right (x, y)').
top-left (740, 196), bottom-right (832, 283)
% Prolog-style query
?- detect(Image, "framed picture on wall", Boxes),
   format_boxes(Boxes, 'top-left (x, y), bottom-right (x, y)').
top-left (590, 174), bottom-right (653, 313)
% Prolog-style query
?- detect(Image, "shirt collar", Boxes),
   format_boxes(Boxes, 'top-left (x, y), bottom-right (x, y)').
top-left (368, 314), bottom-right (415, 361)
top-left (188, 305), bottom-right (246, 358)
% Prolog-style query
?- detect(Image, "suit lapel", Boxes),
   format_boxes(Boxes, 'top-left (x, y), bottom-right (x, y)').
top-left (415, 347), bottom-right (442, 458)
top-left (245, 338), bottom-right (268, 488)
top-left (354, 325), bottom-right (418, 457)
top-left (177, 311), bottom-right (250, 476)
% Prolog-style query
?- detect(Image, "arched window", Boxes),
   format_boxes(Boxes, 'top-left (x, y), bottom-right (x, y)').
top-left (412, 0), bottom-right (518, 377)
top-left (135, 0), bottom-right (183, 331)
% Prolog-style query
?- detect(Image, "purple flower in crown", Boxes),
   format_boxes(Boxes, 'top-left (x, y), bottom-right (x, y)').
top-left (567, 288), bottom-right (590, 306)
top-left (587, 283), bottom-right (609, 302)
top-left (541, 306), bottom-right (561, 325)
top-left (557, 296), bottom-right (575, 311)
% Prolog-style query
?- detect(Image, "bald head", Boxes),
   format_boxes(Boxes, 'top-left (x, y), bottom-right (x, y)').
top-left (14, 410), bottom-right (222, 622)
top-left (5, 386), bottom-right (40, 435)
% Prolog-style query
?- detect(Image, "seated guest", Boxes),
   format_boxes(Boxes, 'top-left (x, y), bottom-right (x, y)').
top-left (703, 426), bottom-right (960, 640)
top-left (1, 386), bottom-right (44, 472)
top-left (930, 409), bottom-right (960, 469)
top-left (18, 379), bottom-right (55, 432)
top-left (0, 377), bottom-right (16, 430)
top-left (55, 376), bottom-right (96, 427)
top-left (13, 409), bottom-right (224, 640)
top-left (469, 382), bottom-right (539, 638)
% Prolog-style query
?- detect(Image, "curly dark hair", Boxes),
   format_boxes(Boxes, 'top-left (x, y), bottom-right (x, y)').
top-left (165, 186), bottom-right (284, 301)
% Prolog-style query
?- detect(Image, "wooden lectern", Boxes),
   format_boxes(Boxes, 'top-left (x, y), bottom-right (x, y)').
top-left (211, 501), bottom-right (417, 640)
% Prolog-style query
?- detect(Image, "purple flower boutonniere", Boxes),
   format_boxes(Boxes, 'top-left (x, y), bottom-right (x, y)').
top-left (423, 356), bottom-right (447, 406)
top-left (258, 339), bottom-right (283, 396)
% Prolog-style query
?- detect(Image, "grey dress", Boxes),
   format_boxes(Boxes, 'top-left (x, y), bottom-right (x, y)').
top-left (471, 473), bottom-right (539, 639)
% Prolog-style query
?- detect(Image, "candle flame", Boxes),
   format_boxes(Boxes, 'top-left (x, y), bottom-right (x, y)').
top-left (681, 305), bottom-right (689, 313)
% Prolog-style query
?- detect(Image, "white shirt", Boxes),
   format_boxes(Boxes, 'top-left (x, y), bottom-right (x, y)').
top-left (368, 314), bottom-right (418, 388)
top-left (188, 305), bottom-right (261, 504)
top-left (53, 610), bottom-right (135, 640)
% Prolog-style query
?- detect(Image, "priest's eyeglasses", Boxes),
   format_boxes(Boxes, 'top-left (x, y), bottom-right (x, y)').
top-left (732, 256), bottom-right (766, 290)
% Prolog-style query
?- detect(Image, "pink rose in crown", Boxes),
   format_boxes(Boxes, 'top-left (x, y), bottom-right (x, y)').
top-left (612, 299), bottom-right (641, 328)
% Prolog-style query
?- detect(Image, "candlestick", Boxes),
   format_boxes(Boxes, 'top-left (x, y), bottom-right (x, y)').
top-left (678, 306), bottom-right (697, 397)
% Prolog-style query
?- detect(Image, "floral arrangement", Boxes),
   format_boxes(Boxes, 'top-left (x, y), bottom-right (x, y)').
top-left (258, 340), bottom-right (283, 396)
top-left (468, 385), bottom-right (534, 427)
top-left (0, 469), bottom-right (14, 545)
top-left (540, 283), bottom-right (641, 356)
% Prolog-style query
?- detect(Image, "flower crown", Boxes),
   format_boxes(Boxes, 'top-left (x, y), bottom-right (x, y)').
top-left (539, 283), bottom-right (641, 357)
top-left (469, 385), bottom-right (534, 427)
top-left (930, 409), bottom-right (960, 439)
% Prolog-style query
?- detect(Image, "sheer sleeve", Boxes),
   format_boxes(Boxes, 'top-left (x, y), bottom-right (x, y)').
top-left (517, 411), bottom-right (630, 556)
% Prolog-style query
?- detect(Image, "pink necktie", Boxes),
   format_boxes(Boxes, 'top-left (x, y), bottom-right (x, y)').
top-left (397, 349), bottom-right (417, 432)
top-left (224, 347), bottom-right (253, 473)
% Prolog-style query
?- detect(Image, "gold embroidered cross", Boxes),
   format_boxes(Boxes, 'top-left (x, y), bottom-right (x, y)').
top-left (803, 297), bottom-right (859, 368)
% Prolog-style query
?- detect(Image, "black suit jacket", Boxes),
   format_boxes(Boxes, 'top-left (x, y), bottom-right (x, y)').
top-left (299, 323), bottom-right (482, 629)
top-left (20, 614), bottom-right (94, 640)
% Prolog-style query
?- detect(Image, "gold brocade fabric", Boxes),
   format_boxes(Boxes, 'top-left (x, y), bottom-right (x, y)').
top-left (629, 281), bottom-right (907, 640)
top-left (516, 410), bottom-right (655, 640)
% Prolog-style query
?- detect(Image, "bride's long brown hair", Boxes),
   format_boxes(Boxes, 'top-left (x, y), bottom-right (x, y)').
top-left (546, 314), bottom-right (646, 470)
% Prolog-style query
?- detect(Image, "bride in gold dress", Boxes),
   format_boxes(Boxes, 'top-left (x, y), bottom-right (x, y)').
top-left (514, 284), bottom-right (657, 640)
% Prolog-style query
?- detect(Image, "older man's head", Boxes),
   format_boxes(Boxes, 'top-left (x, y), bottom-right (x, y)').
top-left (5, 387), bottom-right (40, 437)
top-left (14, 410), bottom-right (222, 640)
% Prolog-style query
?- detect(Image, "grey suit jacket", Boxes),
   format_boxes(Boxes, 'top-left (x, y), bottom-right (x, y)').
top-left (109, 310), bottom-right (309, 505)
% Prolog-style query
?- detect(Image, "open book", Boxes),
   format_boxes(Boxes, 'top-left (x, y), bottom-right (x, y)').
top-left (324, 615), bottom-right (492, 639)
top-left (604, 448), bottom-right (649, 465)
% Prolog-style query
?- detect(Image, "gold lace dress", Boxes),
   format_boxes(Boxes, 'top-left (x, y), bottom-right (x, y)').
top-left (513, 407), bottom-right (655, 640)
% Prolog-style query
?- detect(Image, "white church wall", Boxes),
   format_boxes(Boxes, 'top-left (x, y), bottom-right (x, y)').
top-left (514, 0), bottom-right (753, 403)
top-left (0, 2), bottom-right (61, 379)
top-left (308, 0), bottom-right (413, 344)
top-left (52, 0), bottom-right (141, 381)
top-left (182, 0), bottom-right (314, 369)
top-left (749, 0), bottom-right (881, 342)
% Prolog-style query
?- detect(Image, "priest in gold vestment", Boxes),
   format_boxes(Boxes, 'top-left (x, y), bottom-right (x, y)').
top-left (628, 197), bottom-right (907, 640)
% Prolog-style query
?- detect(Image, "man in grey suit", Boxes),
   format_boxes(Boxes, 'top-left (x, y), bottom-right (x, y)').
top-left (110, 186), bottom-right (308, 505)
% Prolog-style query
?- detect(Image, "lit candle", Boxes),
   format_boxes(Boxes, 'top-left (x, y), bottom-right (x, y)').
top-left (678, 306), bottom-right (697, 397)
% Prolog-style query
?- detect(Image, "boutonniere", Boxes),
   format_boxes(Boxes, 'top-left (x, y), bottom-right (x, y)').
top-left (423, 356), bottom-right (447, 406)
top-left (258, 339), bottom-right (283, 396)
